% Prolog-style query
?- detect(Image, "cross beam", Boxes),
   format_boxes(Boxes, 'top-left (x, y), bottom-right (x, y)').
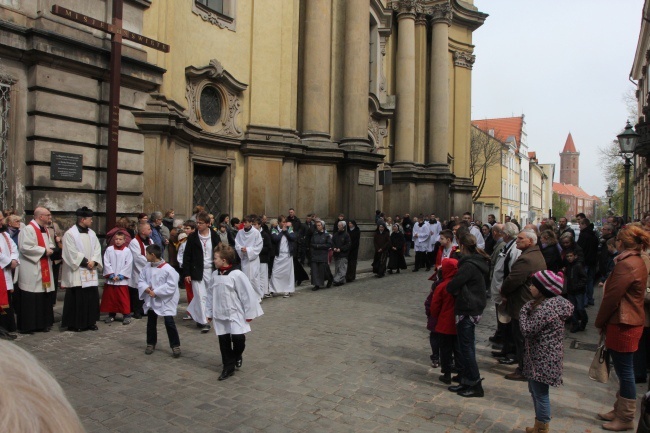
top-left (51, 3), bottom-right (170, 233)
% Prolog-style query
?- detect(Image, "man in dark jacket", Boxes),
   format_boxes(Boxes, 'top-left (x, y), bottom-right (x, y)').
top-left (500, 229), bottom-right (546, 381)
top-left (182, 211), bottom-right (221, 332)
top-left (558, 217), bottom-right (574, 240)
top-left (310, 220), bottom-right (332, 291)
top-left (596, 223), bottom-right (615, 284)
top-left (577, 218), bottom-right (599, 306)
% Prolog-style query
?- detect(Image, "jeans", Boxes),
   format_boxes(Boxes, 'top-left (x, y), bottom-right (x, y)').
top-left (528, 380), bottom-right (551, 423)
top-left (146, 310), bottom-right (180, 348)
top-left (568, 293), bottom-right (587, 325)
top-left (584, 265), bottom-right (596, 305)
top-left (456, 316), bottom-right (480, 385)
top-left (218, 333), bottom-right (246, 371)
top-left (610, 349), bottom-right (637, 399)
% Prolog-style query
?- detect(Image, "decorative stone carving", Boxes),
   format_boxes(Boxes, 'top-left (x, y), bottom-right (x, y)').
top-left (185, 59), bottom-right (248, 137)
top-left (453, 50), bottom-right (475, 69)
top-left (415, 12), bottom-right (428, 26)
top-left (368, 114), bottom-right (389, 150)
top-left (192, 0), bottom-right (235, 31)
top-left (391, 0), bottom-right (422, 17)
top-left (371, 0), bottom-right (394, 109)
top-left (430, 1), bottom-right (452, 25)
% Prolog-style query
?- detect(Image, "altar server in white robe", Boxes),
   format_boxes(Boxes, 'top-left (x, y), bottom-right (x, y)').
top-left (100, 231), bottom-right (133, 325)
top-left (269, 216), bottom-right (296, 298)
top-left (0, 230), bottom-right (19, 336)
top-left (128, 222), bottom-right (154, 319)
top-left (206, 244), bottom-right (263, 381)
top-left (61, 207), bottom-right (103, 332)
top-left (138, 244), bottom-right (181, 358)
top-left (426, 214), bottom-right (441, 270)
top-left (16, 207), bottom-right (57, 333)
top-left (412, 217), bottom-right (430, 272)
top-left (235, 215), bottom-right (263, 300)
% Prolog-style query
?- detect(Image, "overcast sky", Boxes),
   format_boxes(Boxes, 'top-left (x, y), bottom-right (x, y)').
top-left (471, 0), bottom-right (644, 197)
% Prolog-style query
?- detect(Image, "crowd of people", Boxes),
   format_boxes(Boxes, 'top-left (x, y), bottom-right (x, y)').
top-left (3, 203), bottom-right (650, 431)
top-left (414, 211), bottom-right (650, 433)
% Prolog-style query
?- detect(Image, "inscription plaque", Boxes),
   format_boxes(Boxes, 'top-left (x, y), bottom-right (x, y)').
top-left (51, 151), bottom-right (83, 182)
top-left (358, 169), bottom-right (375, 186)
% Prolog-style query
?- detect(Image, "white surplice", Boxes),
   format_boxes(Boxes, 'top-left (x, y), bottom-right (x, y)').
top-left (61, 225), bottom-right (103, 288)
top-left (0, 232), bottom-right (18, 292)
top-left (103, 246), bottom-right (133, 286)
top-left (205, 269), bottom-right (263, 335)
top-left (138, 262), bottom-right (180, 316)
top-left (128, 236), bottom-right (153, 289)
top-left (18, 221), bottom-right (55, 293)
top-left (269, 235), bottom-right (294, 294)
top-left (235, 227), bottom-right (263, 298)
top-left (412, 222), bottom-right (431, 252)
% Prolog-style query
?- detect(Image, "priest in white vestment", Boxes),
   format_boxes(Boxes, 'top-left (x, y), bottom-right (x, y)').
top-left (61, 207), bottom-right (103, 332)
top-left (412, 218), bottom-right (430, 272)
top-left (16, 207), bottom-right (57, 333)
top-left (0, 230), bottom-right (19, 335)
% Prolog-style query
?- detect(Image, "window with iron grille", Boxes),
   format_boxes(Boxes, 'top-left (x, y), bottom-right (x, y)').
top-left (193, 164), bottom-right (226, 215)
top-left (0, 84), bottom-right (10, 211)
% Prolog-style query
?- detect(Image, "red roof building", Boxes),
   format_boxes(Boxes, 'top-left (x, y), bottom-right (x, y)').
top-left (553, 182), bottom-right (598, 220)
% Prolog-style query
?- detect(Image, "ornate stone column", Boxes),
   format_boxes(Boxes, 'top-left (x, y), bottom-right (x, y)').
top-left (428, 1), bottom-right (452, 166)
top-left (341, 0), bottom-right (370, 150)
top-left (392, 0), bottom-right (417, 165)
top-left (301, 0), bottom-right (332, 142)
top-left (414, 12), bottom-right (428, 164)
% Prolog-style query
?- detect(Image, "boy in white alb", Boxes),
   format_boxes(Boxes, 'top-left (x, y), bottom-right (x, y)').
top-left (101, 231), bottom-right (133, 324)
top-left (206, 244), bottom-right (263, 381)
top-left (138, 244), bottom-right (181, 358)
top-left (234, 215), bottom-right (264, 301)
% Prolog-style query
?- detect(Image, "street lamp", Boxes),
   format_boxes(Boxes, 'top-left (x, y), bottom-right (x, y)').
top-left (617, 121), bottom-right (640, 223)
top-left (605, 185), bottom-right (613, 214)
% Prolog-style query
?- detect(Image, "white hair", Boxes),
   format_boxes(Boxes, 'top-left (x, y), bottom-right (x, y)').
top-left (503, 222), bottom-right (519, 239)
top-left (0, 341), bottom-right (85, 433)
top-left (338, 220), bottom-right (346, 229)
top-left (520, 228), bottom-right (538, 245)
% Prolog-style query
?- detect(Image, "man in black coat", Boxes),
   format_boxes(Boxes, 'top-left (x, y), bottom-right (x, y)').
top-left (402, 213), bottom-right (413, 257)
top-left (596, 223), bottom-right (615, 284)
top-left (182, 211), bottom-right (221, 332)
top-left (576, 218), bottom-right (599, 306)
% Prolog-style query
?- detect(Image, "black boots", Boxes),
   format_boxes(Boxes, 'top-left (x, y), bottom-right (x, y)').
top-left (457, 379), bottom-right (484, 398)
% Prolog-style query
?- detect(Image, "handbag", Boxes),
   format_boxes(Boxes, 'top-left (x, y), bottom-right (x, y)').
top-left (588, 335), bottom-right (610, 383)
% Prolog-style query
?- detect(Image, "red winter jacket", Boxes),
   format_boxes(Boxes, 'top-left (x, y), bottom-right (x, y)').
top-left (430, 258), bottom-right (459, 335)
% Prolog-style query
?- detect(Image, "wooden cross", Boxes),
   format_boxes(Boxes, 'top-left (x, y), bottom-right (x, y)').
top-left (51, 2), bottom-right (170, 233)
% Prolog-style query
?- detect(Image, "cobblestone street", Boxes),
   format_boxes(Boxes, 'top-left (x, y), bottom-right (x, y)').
top-left (15, 266), bottom-right (639, 433)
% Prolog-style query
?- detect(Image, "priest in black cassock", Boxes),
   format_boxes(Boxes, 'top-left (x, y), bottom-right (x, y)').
top-left (61, 207), bottom-right (103, 332)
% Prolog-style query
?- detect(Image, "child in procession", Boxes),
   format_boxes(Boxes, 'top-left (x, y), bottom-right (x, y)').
top-left (101, 231), bottom-right (134, 324)
top-left (138, 244), bottom-right (181, 358)
top-left (206, 244), bottom-right (263, 381)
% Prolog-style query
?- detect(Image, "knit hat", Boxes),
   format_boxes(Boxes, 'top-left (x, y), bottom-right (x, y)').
top-left (531, 270), bottom-right (564, 298)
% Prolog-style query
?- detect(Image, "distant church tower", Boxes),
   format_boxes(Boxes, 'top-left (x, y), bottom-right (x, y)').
top-left (559, 133), bottom-right (579, 186)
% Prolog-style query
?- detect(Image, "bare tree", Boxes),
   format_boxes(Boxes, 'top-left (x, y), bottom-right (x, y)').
top-left (470, 125), bottom-right (503, 201)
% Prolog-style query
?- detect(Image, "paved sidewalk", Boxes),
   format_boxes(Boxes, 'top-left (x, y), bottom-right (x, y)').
top-left (15, 262), bottom-right (643, 433)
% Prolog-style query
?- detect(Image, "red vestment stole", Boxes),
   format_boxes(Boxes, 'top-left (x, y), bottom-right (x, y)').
top-left (30, 220), bottom-right (51, 290)
top-left (0, 232), bottom-right (11, 309)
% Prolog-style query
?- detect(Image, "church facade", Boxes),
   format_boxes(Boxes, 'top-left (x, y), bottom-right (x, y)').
top-left (0, 0), bottom-right (486, 231)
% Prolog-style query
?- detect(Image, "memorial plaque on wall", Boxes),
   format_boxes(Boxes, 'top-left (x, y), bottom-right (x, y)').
top-left (51, 151), bottom-right (83, 182)
top-left (358, 169), bottom-right (375, 186)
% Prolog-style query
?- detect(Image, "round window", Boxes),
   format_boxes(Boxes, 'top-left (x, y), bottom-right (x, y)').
top-left (199, 86), bottom-right (222, 126)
